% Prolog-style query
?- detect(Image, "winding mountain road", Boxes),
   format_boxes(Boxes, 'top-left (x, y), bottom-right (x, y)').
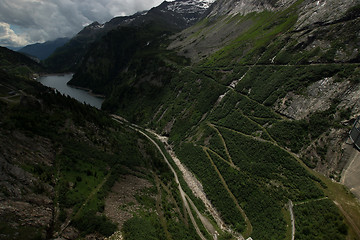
top-left (288, 200), bottom-right (295, 240)
top-left (112, 115), bottom-right (210, 240)
top-left (145, 128), bottom-right (243, 239)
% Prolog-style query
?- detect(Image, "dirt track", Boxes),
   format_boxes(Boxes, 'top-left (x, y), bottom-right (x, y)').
top-left (341, 144), bottom-right (360, 199)
top-left (112, 116), bottom-right (208, 240)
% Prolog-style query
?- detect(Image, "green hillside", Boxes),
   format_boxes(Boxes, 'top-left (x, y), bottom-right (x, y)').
top-left (0, 49), bottom-right (204, 240)
top-left (2, 0), bottom-right (360, 239)
top-left (68, 0), bottom-right (360, 239)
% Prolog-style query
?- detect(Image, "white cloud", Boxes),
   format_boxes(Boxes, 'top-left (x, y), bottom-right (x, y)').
top-left (0, 0), bottom-right (164, 47)
top-left (0, 22), bottom-right (29, 47)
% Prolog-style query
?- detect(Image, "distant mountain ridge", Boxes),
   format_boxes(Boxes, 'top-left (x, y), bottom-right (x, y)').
top-left (0, 46), bottom-right (45, 79)
top-left (44, 0), bottom-right (214, 72)
top-left (18, 37), bottom-right (69, 60)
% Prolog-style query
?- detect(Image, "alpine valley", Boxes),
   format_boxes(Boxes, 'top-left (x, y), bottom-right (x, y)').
top-left (1, 0), bottom-right (360, 240)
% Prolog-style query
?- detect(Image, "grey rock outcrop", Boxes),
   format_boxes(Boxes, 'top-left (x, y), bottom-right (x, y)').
top-left (207, 0), bottom-right (297, 17)
top-left (0, 131), bottom-right (55, 239)
top-left (295, 0), bottom-right (360, 31)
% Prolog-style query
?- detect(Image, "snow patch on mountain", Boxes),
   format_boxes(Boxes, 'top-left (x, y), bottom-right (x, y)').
top-left (166, 0), bottom-right (215, 13)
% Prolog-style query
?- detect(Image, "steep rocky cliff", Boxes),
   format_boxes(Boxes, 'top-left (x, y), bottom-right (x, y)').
top-left (206, 0), bottom-right (296, 17)
top-left (0, 131), bottom-right (55, 239)
top-left (169, 0), bottom-right (360, 62)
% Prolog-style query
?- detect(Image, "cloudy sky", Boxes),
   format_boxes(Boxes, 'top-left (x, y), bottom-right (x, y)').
top-left (0, 0), bottom-right (165, 48)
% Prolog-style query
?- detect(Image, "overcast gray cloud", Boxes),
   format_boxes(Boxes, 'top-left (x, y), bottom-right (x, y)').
top-left (0, 0), bottom-right (164, 47)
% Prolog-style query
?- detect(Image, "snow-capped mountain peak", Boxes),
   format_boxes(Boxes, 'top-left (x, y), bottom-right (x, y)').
top-left (158, 0), bottom-right (214, 24)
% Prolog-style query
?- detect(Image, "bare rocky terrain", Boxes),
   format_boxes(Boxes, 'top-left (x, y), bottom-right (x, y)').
top-left (104, 175), bottom-right (153, 229)
top-left (294, 0), bottom-right (359, 31)
top-left (275, 75), bottom-right (360, 190)
top-left (274, 77), bottom-right (354, 120)
top-left (0, 131), bottom-right (56, 240)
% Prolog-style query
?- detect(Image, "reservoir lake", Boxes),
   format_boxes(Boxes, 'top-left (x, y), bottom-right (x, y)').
top-left (38, 74), bottom-right (104, 109)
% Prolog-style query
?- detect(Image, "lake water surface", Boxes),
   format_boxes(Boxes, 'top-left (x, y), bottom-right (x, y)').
top-left (38, 74), bottom-right (104, 109)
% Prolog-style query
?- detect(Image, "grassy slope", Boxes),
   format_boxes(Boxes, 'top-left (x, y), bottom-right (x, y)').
top-left (103, 1), bottom-right (360, 239)
top-left (32, 1), bottom-right (360, 239)
top-left (0, 46), bottom-right (45, 78)
top-left (69, 23), bottom-right (189, 96)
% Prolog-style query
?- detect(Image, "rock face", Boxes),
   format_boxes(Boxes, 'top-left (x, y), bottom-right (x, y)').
top-left (274, 77), bottom-right (354, 120)
top-left (338, 82), bottom-right (360, 118)
top-left (151, 0), bottom-right (215, 27)
top-left (274, 77), bottom-right (360, 180)
top-left (206, 0), bottom-right (359, 24)
top-left (169, 0), bottom-right (300, 61)
top-left (207, 0), bottom-right (297, 17)
top-left (0, 131), bottom-right (55, 239)
top-left (295, 0), bottom-right (360, 31)
top-left (301, 128), bottom-right (350, 181)
top-left (169, 0), bottom-right (360, 62)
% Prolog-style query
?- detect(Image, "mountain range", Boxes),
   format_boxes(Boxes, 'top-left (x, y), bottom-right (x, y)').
top-left (18, 37), bottom-right (69, 61)
top-left (1, 0), bottom-right (360, 239)
top-left (43, 0), bottom-right (214, 72)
